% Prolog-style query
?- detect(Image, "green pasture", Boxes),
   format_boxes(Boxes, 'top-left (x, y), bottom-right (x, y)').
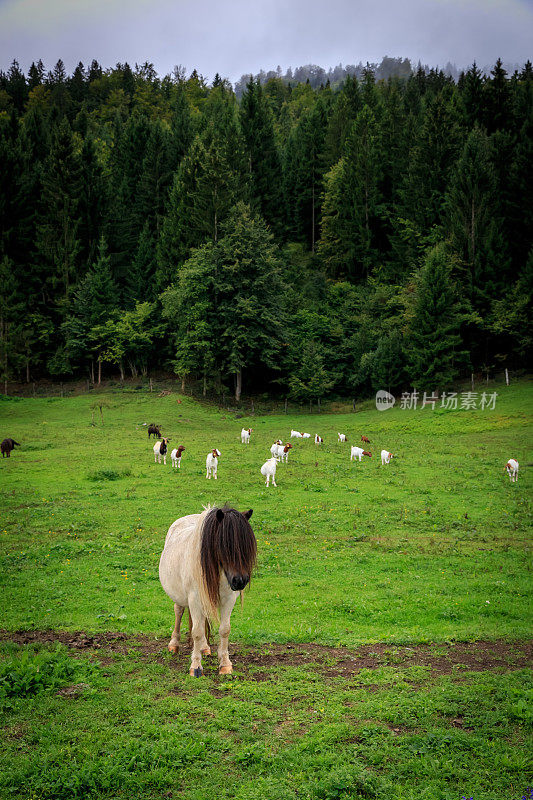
top-left (0, 380), bottom-right (532, 799)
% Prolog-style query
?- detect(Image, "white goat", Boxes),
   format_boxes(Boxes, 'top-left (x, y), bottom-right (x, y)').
top-left (261, 457), bottom-right (279, 487)
top-left (302, 432), bottom-right (311, 439)
top-left (338, 433), bottom-right (347, 442)
top-left (505, 458), bottom-right (519, 483)
top-left (241, 428), bottom-right (253, 444)
top-left (351, 446), bottom-right (372, 462)
top-left (154, 437), bottom-right (170, 465)
top-left (381, 450), bottom-right (394, 465)
top-left (271, 442), bottom-right (292, 462)
top-left (290, 429), bottom-right (303, 438)
top-left (170, 445), bottom-right (185, 469)
top-left (206, 449), bottom-right (221, 479)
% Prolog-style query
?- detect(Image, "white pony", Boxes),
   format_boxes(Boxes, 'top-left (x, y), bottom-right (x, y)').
top-left (159, 506), bottom-right (256, 676)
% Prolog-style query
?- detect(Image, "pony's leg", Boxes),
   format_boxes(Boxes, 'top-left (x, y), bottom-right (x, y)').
top-left (189, 606), bottom-right (208, 677)
top-left (200, 618), bottom-right (211, 656)
top-left (218, 598), bottom-right (237, 675)
top-left (168, 604), bottom-right (185, 653)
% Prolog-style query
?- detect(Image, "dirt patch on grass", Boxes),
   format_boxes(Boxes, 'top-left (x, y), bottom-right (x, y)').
top-left (1, 630), bottom-right (531, 679)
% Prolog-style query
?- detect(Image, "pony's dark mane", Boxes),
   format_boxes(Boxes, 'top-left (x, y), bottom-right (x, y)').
top-left (200, 506), bottom-right (257, 610)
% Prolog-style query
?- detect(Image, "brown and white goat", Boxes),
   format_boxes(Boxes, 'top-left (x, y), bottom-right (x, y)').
top-left (206, 449), bottom-right (221, 479)
top-left (154, 437), bottom-right (170, 464)
top-left (171, 445), bottom-right (185, 469)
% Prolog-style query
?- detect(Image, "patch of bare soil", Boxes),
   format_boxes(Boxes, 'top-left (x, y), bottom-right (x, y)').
top-left (1, 630), bottom-right (531, 679)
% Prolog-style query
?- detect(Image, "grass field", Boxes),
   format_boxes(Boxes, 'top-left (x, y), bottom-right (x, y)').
top-left (1, 380), bottom-right (532, 799)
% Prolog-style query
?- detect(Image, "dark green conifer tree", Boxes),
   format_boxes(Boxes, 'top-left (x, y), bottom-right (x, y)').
top-left (239, 79), bottom-right (284, 237)
top-left (36, 118), bottom-right (83, 306)
top-left (408, 244), bottom-right (469, 390)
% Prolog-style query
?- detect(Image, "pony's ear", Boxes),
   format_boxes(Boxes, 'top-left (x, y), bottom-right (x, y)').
top-left (216, 509), bottom-right (225, 523)
top-left (243, 509), bottom-right (253, 520)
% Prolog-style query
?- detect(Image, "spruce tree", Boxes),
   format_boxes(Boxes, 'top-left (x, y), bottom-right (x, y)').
top-left (214, 202), bottom-right (286, 400)
top-left (239, 79), bottom-right (284, 237)
top-left (318, 106), bottom-right (381, 279)
top-left (445, 125), bottom-right (503, 308)
top-left (36, 117), bottom-right (83, 306)
top-left (408, 243), bottom-right (469, 390)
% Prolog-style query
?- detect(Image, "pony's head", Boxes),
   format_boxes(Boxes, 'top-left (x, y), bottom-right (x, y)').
top-left (200, 507), bottom-right (257, 614)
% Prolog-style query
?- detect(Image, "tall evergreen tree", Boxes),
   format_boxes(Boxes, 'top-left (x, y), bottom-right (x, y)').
top-left (445, 125), bottom-right (504, 308)
top-left (319, 106), bottom-right (381, 279)
top-left (400, 90), bottom-right (463, 234)
top-left (239, 79), bottom-right (284, 237)
top-left (322, 75), bottom-right (361, 169)
top-left (283, 98), bottom-right (328, 249)
top-left (408, 244), bottom-right (469, 390)
top-left (36, 118), bottom-right (83, 307)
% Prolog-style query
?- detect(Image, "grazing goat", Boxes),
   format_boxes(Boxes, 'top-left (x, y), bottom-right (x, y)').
top-left (381, 450), bottom-right (394, 465)
top-left (261, 457), bottom-right (279, 487)
top-left (154, 437), bottom-right (170, 464)
top-left (206, 449), bottom-right (221, 479)
top-left (315, 434), bottom-right (323, 444)
top-left (338, 433), bottom-right (347, 442)
top-left (271, 442), bottom-right (292, 462)
top-left (290, 429), bottom-right (303, 438)
top-left (170, 445), bottom-right (185, 469)
top-left (241, 428), bottom-right (253, 444)
top-left (302, 432), bottom-right (311, 439)
top-left (350, 446), bottom-right (372, 462)
top-left (148, 424), bottom-right (161, 439)
top-left (361, 435), bottom-right (370, 444)
top-left (505, 458), bottom-right (519, 483)
top-left (1, 438), bottom-right (20, 458)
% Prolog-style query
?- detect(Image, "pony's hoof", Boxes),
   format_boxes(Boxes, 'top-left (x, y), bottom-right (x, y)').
top-left (201, 647), bottom-right (211, 656)
top-left (190, 667), bottom-right (203, 677)
top-left (168, 644), bottom-right (179, 654)
top-left (219, 665), bottom-right (232, 675)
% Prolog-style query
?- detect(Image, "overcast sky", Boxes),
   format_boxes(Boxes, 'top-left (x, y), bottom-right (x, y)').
top-left (1, 0), bottom-right (531, 83)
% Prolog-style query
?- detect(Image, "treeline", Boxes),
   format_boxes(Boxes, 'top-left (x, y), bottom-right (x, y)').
top-left (234, 56), bottom-right (453, 96)
top-left (0, 57), bottom-right (531, 401)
